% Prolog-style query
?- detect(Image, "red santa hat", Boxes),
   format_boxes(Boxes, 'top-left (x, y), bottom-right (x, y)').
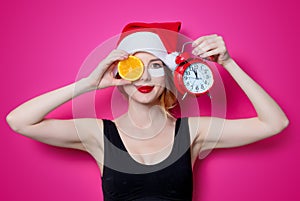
top-left (116, 22), bottom-right (182, 71)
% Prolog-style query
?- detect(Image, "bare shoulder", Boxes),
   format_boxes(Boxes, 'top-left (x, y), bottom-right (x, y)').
top-left (187, 117), bottom-right (209, 163)
top-left (81, 118), bottom-right (104, 164)
top-left (188, 116), bottom-right (210, 143)
top-left (77, 118), bottom-right (104, 144)
top-left (188, 116), bottom-right (222, 157)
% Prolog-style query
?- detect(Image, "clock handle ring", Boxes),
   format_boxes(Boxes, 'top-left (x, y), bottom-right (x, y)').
top-left (181, 41), bottom-right (194, 53)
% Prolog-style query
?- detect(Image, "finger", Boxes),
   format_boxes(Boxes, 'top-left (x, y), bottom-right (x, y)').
top-left (110, 49), bottom-right (129, 57)
top-left (113, 51), bottom-right (129, 60)
top-left (106, 52), bottom-right (129, 65)
top-left (192, 34), bottom-right (218, 47)
top-left (199, 48), bottom-right (221, 59)
top-left (192, 42), bottom-right (218, 56)
top-left (105, 53), bottom-right (130, 77)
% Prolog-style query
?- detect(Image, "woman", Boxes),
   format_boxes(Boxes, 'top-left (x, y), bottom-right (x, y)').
top-left (6, 22), bottom-right (289, 201)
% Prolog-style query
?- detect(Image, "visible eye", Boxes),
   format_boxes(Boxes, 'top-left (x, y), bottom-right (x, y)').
top-left (149, 63), bottom-right (164, 69)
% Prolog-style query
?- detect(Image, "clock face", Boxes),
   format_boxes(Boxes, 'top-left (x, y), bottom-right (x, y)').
top-left (183, 62), bottom-right (214, 94)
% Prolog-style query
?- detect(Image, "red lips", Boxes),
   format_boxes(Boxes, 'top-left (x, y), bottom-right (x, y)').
top-left (136, 86), bottom-right (154, 93)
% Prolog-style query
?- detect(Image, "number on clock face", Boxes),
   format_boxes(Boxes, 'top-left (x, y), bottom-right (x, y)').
top-left (183, 62), bottom-right (213, 93)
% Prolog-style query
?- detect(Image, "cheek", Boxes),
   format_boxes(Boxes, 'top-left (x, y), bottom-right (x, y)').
top-left (156, 86), bottom-right (165, 97)
top-left (152, 76), bottom-right (166, 87)
top-left (122, 85), bottom-right (136, 95)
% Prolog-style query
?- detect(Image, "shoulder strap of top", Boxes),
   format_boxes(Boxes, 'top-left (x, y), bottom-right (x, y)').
top-left (175, 118), bottom-right (181, 136)
top-left (102, 119), bottom-right (126, 151)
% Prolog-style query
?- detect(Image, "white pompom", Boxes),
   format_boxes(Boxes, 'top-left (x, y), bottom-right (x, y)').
top-left (164, 52), bottom-right (179, 71)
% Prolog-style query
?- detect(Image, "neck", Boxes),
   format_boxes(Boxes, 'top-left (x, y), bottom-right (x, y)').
top-left (116, 98), bottom-right (174, 140)
top-left (127, 98), bottom-right (165, 128)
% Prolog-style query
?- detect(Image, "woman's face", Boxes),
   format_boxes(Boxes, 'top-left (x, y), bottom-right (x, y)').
top-left (121, 52), bottom-right (166, 104)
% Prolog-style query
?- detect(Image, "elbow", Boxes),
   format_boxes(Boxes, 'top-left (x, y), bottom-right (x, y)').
top-left (6, 113), bottom-right (23, 133)
top-left (270, 117), bottom-right (290, 135)
top-left (281, 118), bottom-right (289, 131)
top-left (6, 114), bottom-right (17, 131)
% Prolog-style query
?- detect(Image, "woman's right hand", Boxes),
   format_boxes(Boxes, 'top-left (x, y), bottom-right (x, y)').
top-left (85, 49), bottom-right (132, 90)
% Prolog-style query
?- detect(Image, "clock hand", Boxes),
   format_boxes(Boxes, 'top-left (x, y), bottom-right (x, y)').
top-left (193, 69), bottom-right (198, 79)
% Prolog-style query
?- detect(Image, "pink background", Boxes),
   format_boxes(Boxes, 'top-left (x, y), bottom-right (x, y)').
top-left (1, 0), bottom-right (299, 200)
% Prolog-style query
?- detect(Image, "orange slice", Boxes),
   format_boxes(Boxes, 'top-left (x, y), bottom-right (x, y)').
top-left (117, 56), bottom-right (144, 81)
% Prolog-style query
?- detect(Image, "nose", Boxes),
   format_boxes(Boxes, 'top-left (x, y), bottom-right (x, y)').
top-left (139, 67), bottom-right (151, 81)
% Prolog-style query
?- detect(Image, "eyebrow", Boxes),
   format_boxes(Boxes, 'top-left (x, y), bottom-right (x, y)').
top-left (149, 59), bottom-right (163, 63)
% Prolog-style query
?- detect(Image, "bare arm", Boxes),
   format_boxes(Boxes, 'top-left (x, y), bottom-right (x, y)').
top-left (6, 50), bottom-right (130, 154)
top-left (190, 35), bottom-right (289, 151)
top-left (6, 79), bottom-right (94, 150)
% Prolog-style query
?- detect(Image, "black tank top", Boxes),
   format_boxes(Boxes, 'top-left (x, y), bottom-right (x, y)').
top-left (101, 118), bottom-right (193, 201)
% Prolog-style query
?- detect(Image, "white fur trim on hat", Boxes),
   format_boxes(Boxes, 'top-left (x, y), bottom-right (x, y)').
top-left (164, 52), bottom-right (179, 71)
top-left (117, 32), bottom-right (178, 71)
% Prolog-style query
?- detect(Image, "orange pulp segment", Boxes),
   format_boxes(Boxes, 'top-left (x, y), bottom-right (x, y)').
top-left (117, 56), bottom-right (144, 81)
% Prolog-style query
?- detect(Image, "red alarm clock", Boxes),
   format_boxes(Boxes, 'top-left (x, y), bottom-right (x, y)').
top-left (173, 50), bottom-right (214, 98)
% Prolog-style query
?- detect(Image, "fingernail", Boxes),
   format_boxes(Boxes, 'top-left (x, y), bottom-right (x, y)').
top-left (199, 54), bottom-right (205, 58)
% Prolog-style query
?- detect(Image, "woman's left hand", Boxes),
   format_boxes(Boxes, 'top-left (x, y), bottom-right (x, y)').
top-left (192, 34), bottom-right (232, 66)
